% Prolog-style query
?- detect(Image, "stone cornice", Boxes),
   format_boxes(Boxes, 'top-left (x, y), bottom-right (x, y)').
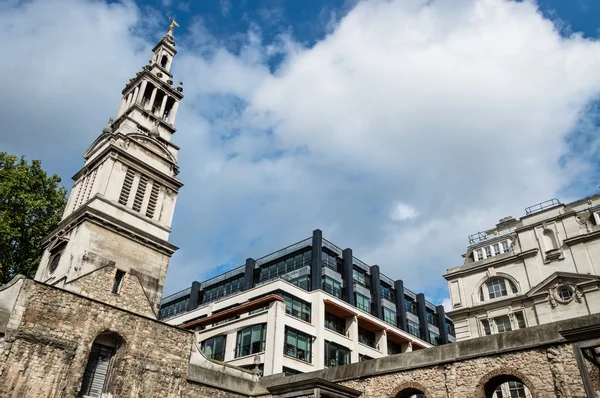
top-left (446, 294), bottom-right (526, 317)
top-left (113, 103), bottom-right (178, 135)
top-left (41, 202), bottom-right (178, 256)
top-left (514, 209), bottom-right (577, 233)
top-left (563, 229), bottom-right (600, 246)
top-left (444, 248), bottom-right (538, 279)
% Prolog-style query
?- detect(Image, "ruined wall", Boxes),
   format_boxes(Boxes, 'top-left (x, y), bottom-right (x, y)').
top-left (0, 280), bottom-right (243, 398)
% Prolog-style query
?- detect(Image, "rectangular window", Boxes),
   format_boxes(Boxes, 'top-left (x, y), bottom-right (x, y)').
top-left (282, 293), bottom-right (311, 322)
top-left (475, 248), bottom-right (484, 261)
top-left (112, 270), bottom-right (125, 295)
top-left (358, 327), bottom-right (376, 348)
top-left (322, 249), bottom-right (341, 273)
top-left (501, 241), bottom-right (510, 253)
top-left (515, 312), bottom-right (526, 329)
top-left (324, 312), bottom-right (346, 335)
top-left (355, 293), bottom-right (371, 313)
top-left (201, 335), bottom-right (226, 361)
top-left (487, 279), bottom-right (508, 299)
top-left (353, 268), bottom-right (370, 288)
top-left (404, 297), bottom-right (418, 315)
top-left (258, 249), bottom-right (311, 284)
top-left (282, 367), bottom-right (302, 376)
top-left (481, 319), bottom-right (492, 336)
top-left (383, 307), bottom-right (396, 326)
top-left (324, 340), bottom-right (350, 367)
top-left (380, 284), bottom-right (394, 301)
top-left (289, 275), bottom-right (311, 291)
top-left (485, 246), bottom-right (492, 258)
top-left (284, 328), bottom-right (312, 363)
top-left (446, 322), bottom-right (456, 337)
top-left (406, 320), bottom-right (421, 338)
top-left (235, 324), bottom-right (267, 358)
top-left (387, 341), bottom-right (401, 355)
top-left (428, 331), bottom-right (440, 346)
top-left (359, 354), bottom-right (373, 362)
top-left (322, 276), bottom-right (342, 298)
top-left (249, 306), bottom-right (269, 315)
top-left (426, 309), bottom-right (438, 327)
top-left (493, 243), bottom-right (500, 256)
top-left (495, 315), bottom-right (512, 333)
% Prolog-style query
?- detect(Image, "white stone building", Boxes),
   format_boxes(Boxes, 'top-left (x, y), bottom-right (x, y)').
top-left (445, 195), bottom-right (600, 342)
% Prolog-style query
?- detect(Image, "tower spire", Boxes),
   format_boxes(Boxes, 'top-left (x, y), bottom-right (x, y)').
top-left (34, 22), bottom-right (185, 318)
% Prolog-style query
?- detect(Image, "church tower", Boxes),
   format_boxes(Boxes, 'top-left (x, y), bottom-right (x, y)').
top-left (34, 21), bottom-right (184, 318)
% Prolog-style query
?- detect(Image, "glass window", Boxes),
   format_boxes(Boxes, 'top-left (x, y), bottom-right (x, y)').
top-left (485, 246), bottom-right (492, 258)
top-left (446, 321), bottom-right (455, 337)
top-left (353, 268), bottom-right (370, 288)
top-left (387, 341), bottom-right (401, 355)
top-left (283, 367), bottom-right (302, 376)
top-left (235, 324), bottom-right (266, 357)
top-left (325, 312), bottom-right (346, 335)
top-left (358, 327), bottom-right (376, 348)
top-left (404, 297), bottom-right (418, 315)
top-left (380, 284), bottom-right (394, 301)
top-left (515, 312), bottom-right (526, 329)
top-left (502, 241), bottom-right (510, 253)
top-left (282, 293), bottom-right (311, 322)
top-left (426, 309), bottom-right (438, 327)
top-left (508, 279), bottom-right (518, 294)
top-left (481, 319), bottom-right (491, 336)
top-left (428, 331), bottom-right (440, 346)
top-left (487, 279), bottom-right (508, 299)
top-left (383, 307), bottom-right (396, 326)
top-left (290, 275), bottom-right (310, 291)
top-left (258, 249), bottom-right (311, 284)
top-left (359, 354), bottom-right (373, 362)
top-left (508, 381), bottom-right (527, 397)
top-left (324, 340), bottom-right (350, 367)
top-left (355, 293), bottom-right (371, 313)
top-left (495, 315), bottom-right (512, 333)
top-left (201, 335), bottom-right (226, 361)
top-left (558, 287), bottom-right (572, 301)
top-left (284, 328), bottom-right (312, 363)
top-left (475, 248), bottom-right (484, 261)
top-left (406, 320), bottom-right (421, 338)
top-left (493, 243), bottom-right (500, 256)
top-left (322, 276), bottom-right (342, 298)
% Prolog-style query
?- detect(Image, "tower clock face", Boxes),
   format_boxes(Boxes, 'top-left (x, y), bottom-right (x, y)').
top-left (48, 252), bottom-right (61, 274)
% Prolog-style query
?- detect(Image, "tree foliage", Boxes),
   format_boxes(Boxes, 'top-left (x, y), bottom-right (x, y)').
top-left (0, 152), bottom-right (67, 284)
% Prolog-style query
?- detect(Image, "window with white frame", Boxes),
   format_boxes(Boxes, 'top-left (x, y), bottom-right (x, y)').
top-left (514, 311), bottom-right (526, 329)
top-left (495, 315), bottom-right (512, 333)
top-left (501, 241), bottom-right (510, 253)
top-left (479, 278), bottom-right (518, 301)
top-left (493, 243), bottom-right (500, 256)
top-left (475, 248), bottom-right (484, 261)
top-left (474, 240), bottom-right (511, 262)
top-left (485, 246), bottom-right (492, 258)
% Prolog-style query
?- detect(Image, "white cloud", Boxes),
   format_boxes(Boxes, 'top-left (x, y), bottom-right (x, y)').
top-left (2, 0), bottom-right (600, 303)
top-left (390, 202), bottom-right (419, 221)
top-left (442, 297), bottom-right (452, 312)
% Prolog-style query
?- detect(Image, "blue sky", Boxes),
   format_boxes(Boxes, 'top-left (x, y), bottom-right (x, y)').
top-left (1, 0), bottom-right (600, 308)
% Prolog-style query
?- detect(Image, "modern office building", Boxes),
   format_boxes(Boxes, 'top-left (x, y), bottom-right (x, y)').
top-left (159, 229), bottom-right (455, 376)
top-left (445, 195), bottom-right (600, 342)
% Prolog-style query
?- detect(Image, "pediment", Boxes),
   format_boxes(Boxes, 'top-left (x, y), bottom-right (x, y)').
top-left (527, 272), bottom-right (600, 297)
top-left (83, 134), bottom-right (112, 160)
top-left (126, 133), bottom-right (176, 164)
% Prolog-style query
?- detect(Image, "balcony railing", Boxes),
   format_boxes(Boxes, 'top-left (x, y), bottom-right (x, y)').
top-left (525, 198), bottom-right (561, 216)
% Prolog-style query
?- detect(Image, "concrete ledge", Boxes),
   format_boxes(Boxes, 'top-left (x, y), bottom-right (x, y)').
top-left (261, 312), bottom-right (600, 388)
top-left (187, 364), bottom-right (269, 396)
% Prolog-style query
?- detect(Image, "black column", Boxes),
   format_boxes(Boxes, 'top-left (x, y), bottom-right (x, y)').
top-left (370, 265), bottom-right (382, 319)
top-left (416, 293), bottom-right (429, 343)
top-left (436, 305), bottom-right (449, 344)
top-left (188, 281), bottom-right (201, 311)
top-left (310, 229), bottom-right (323, 292)
top-left (342, 248), bottom-right (354, 306)
top-left (243, 258), bottom-right (255, 291)
top-left (394, 279), bottom-right (407, 331)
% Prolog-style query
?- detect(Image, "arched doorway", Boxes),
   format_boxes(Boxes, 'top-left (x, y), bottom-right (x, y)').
top-left (483, 374), bottom-right (532, 398)
top-left (397, 389), bottom-right (426, 398)
top-left (78, 331), bottom-right (125, 397)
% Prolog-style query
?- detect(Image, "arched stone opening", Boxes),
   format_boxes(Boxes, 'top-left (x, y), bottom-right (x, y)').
top-left (391, 382), bottom-right (430, 398)
top-left (477, 369), bottom-right (536, 398)
top-left (161, 55), bottom-right (169, 68)
top-left (78, 331), bottom-right (126, 397)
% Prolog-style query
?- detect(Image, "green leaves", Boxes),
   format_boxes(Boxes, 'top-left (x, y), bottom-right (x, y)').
top-left (0, 152), bottom-right (67, 284)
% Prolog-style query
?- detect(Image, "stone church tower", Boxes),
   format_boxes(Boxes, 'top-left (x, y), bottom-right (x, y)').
top-left (33, 22), bottom-right (184, 318)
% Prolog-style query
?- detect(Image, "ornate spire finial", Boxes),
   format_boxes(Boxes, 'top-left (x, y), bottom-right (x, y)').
top-left (167, 17), bottom-right (179, 36)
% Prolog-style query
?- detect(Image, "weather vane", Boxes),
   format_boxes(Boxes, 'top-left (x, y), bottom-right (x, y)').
top-left (168, 16), bottom-right (179, 34)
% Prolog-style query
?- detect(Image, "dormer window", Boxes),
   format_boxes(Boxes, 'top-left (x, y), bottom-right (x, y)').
top-left (475, 249), bottom-right (484, 261)
top-left (479, 278), bottom-right (518, 302)
top-left (473, 240), bottom-right (511, 262)
top-left (485, 246), bottom-right (492, 258)
top-left (502, 241), bottom-right (509, 253)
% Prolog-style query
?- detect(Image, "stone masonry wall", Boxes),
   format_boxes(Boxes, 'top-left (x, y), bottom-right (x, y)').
top-left (69, 264), bottom-right (156, 318)
top-left (0, 280), bottom-right (243, 398)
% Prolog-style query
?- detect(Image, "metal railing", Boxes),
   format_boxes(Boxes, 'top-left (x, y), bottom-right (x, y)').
top-left (525, 198), bottom-right (561, 215)
top-left (468, 231), bottom-right (488, 245)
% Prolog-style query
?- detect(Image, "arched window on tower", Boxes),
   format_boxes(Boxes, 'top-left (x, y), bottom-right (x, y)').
top-left (79, 332), bottom-right (125, 397)
top-left (161, 55), bottom-right (168, 68)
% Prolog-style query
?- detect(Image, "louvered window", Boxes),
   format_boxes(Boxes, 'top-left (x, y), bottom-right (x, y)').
top-left (79, 343), bottom-right (114, 397)
top-left (132, 175), bottom-right (147, 212)
top-left (146, 182), bottom-right (160, 218)
top-left (118, 168), bottom-right (135, 206)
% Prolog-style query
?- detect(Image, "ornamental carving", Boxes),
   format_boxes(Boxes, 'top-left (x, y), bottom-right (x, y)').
top-left (575, 210), bottom-right (591, 226)
top-left (548, 282), bottom-right (583, 308)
